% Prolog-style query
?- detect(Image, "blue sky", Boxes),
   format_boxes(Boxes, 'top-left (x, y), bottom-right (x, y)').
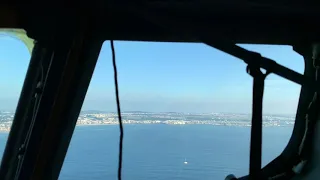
top-left (0, 35), bottom-right (304, 114)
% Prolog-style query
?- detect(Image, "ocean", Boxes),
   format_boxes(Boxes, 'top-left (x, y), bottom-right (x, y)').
top-left (0, 125), bottom-right (293, 180)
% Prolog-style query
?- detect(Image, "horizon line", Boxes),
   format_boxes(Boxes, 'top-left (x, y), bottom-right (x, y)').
top-left (0, 109), bottom-right (296, 116)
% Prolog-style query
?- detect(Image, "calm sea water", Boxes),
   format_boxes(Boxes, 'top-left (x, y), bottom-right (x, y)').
top-left (0, 125), bottom-right (293, 180)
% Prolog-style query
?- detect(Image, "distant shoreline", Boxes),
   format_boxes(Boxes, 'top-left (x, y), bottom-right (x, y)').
top-left (0, 123), bottom-right (294, 133)
top-left (0, 111), bottom-right (295, 133)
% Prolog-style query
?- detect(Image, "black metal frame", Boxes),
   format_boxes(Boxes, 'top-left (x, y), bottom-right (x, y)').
top-left (0, 12), bottom-right (104, 180)
top-left (0, 41), bottom-right (47, 179)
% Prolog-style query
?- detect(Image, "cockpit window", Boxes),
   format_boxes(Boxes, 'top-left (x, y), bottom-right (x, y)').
top-left (58, 41), bottom-right (303, 179)
top-left (0, 37), bottom-right (303, 179)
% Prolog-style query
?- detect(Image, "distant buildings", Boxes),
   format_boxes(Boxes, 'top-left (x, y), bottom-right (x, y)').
top-left (0, 111), bottom-right (295, 132)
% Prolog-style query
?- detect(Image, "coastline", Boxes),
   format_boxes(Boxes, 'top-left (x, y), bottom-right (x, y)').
top-left (0, 123), bottom-right (294, 133)
top-left (0, 111), bottom-right (295, 133)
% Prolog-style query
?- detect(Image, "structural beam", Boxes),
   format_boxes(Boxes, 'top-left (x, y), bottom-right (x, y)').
top-left (0, 11), bottom-right (103, 180)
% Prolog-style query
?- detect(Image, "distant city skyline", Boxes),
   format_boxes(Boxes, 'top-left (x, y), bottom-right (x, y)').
top-left (0, 35), bottom-right (304, 114)
top-left (0, 109), bottom-right (296, 116)
top-left (0, 110), bottom-right (295, 132)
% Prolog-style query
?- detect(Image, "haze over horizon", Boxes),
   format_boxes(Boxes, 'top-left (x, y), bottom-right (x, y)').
top-left (0, 35), bottom-right (304, 114)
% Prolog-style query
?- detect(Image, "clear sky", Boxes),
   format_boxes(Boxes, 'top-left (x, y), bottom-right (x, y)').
top-left (0, 35), bottom-right (304, 114)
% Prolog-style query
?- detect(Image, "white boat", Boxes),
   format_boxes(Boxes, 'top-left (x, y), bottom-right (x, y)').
top-left (184, 158), bottom-right (188, 164)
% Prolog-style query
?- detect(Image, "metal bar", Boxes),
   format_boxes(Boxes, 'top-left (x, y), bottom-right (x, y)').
top-left (14, 36), bottom-right (72, 180)
top-left (31, 31), bottom-right (103, 180)
top-left (12, 16), bottom-right (102, 180)
top-left (203, 41), bottom-right (311, 87)
top-left (0, 42), bottom-right (44, 179)
top-left (10, 12), bottom-right (79, 180)
top-left (238, 48), bottom-right (315, 180)
top-left (248, 70), bottom-right (266, 180)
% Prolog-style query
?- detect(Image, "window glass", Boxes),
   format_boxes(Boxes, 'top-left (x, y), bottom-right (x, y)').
top-left (57, 41), bottom-right (303, 179)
